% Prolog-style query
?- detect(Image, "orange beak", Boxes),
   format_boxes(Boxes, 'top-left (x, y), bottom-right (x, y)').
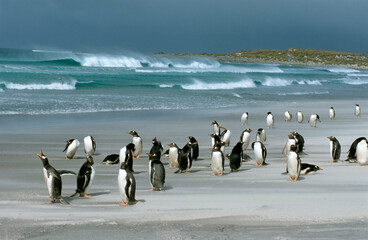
top-left (36, 153), bottom-right (42, 158)
top-left (146, 153), bottom-right (151, 156)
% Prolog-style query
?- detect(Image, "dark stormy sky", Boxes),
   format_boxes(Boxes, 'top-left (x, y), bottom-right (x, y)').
top-left (1, 0), bottom-right (368, 54)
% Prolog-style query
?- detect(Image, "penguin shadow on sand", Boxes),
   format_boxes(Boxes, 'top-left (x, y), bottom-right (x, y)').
top-left (65, 190), bottom-right (111, 203)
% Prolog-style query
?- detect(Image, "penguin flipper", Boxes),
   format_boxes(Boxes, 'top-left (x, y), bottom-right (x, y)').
top-left (58, 170), bottom-right (76, 176)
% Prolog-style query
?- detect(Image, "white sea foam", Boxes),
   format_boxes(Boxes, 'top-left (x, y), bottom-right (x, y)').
top-left (343, 80), bottom-right (368, 85)
top-left (295, 80), bottom-right (322, 85)
top-left (232, 93), bottom-right (242, 98)
top-left (277, 91), bottom-right (329, 96)
top-left (1, 80), bottom-right (77, 90)
top-left (159, 84), bottom-right (175, 88)
top-left (81, 55), bottom-right (143, 68)
top-left (0, 88), bottom-right (4, 92)
top-left (328, 67), bottom-right (360, 73)
top-left (261, 77), bottom-right (291, 87)
top-left (181, 78), bottom-right (256, 90)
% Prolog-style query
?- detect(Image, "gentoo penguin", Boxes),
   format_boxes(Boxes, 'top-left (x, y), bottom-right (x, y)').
top-left (251, 141), bottom-right (267, 166)
top-left (255, 128), bottom-right (266, 142)
top-left (291, 131), bottom-right (305, 153)
top-left (354, 104), bottom-right (361, 118)
top-left (176, 142), bottom-right (193, 173)
top-left (119, 143), bottom-right (135, 172)
top-left (211, 120), bottom-right (224, 135)
top-left (167, 143), bottom-right (180, 168)
top-left (240, 128), bottom-right (252, 150)
top-left (71, 156), bottom-right (95, 198)
top-left (241, 112), bottom-right (248, 126)
top-left (102, 154), bottom-right (119, 165)
top-left (220, 128), bottom-right (231, 147)
top-left (287, 145), bottom-right (301, 181)
top-left (296, 111), bottom-right (303, 123)
top-left (210, 142), bottom-right (225, 176)
top-left (267, 112), bottom-right (274, 129)
top-left (284, 111), bottom-right (292, 121)
top-left (308, 114), bottom-right (321, 128)
top-left (128, 131), bottom-right (143, 158)
top-left (147, 153), bottom-right (165, 191)
top-left (283, 135), bottom-right (296, 172)
top-left (84, 136), bottom-right (96, 157)
top-left (356, 138), bottom-right (368, 165)
top-left (226, 141), bottom-right (243, 172)
top-left (63, 139), bottom-right (80, 160)
top-left (329, 107), bottom-right (335, 120)
top-left (346, 137), bottom-right (367, 162)
top-left (327, 136), bottom-right (341, 162)
top-left (117, 161), bottom-right (137, 206)
top-left (150, 137), bottom-right (164, 159)
top-left (300, 163), bottom-right (322, 175)
top-left (188, 136), bottom-right (199, 161)
top-left (36, 151), bottom-right (76, 204)
top-left (209, 133), bottom-right (221, 148)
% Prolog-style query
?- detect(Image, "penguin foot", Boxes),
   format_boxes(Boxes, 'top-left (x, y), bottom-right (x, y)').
top-left (218, 172), bottom-right (223, 176)
top-left (184, 171), bottom-right (190, 174)
top-left (288, 177), bottom-right (293, 181)
top-left (46, 200), bottom-right (55, 204)
top-left (210, 173), bottom-right (216, 176)
top-left (136, 155), bottom-right (140, 159)
top-left (149, 188), bottom-right (153, 191)
top-left (80, 193), bottom-right (91, 198)
top-left (119, 202), bottom-right (128, 206)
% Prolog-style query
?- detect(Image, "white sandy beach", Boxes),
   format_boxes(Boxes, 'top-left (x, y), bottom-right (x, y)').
top-left (0, 99), bottom-right (367, 239)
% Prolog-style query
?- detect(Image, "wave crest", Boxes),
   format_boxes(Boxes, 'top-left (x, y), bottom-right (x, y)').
top-left (180, 79), bottom-right (256, 90)
top-left (0, 80), bottom-right (77, 90)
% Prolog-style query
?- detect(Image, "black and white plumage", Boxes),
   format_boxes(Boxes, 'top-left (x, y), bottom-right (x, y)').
top-left (287, 145), bottom-right (301, 181)
top-left (211, 142), bottom-right (225, 176)
top-left (329, 107), bottom-right (335, 120)
top-left (252, 141), bottom-right (267, 166)
top-left (284, 111), bottom-right (292, 121)
top-left (150, 137), bottom-right (164, 159)
top-left (84, 136), bottom-right (96, 157)
top-left (176, 142), bottom-right (193, 173)
top-left (167, 143), bottom-right (180, 169)
top-left (188, 136), bottom-right (199, 161)
top-left (72, 156), bottom-right (95, 197)
top-left (309, 114), bottom-right (321, 128)
top-left (327, 136), bottom-right (341, 162)
top-left (291, 131), bottom-right (305, 153)
top-left (101, 154), bottom-right (119, 165)
top-left (148, 153), bottom-right (165, 191)
top-left (63, 139), bottom-right (80, 160)
top-left (37, 151), bottom-right (76, 204)
top-left (127, 131), bottom-right (143, 158)
top-left (356, 138), bottom-right (368, 165)
top-left (220, 128), bottom-right (231, 147)
top-left (296, 111), bottom-right (303, 123)
top-left (209, 133), bottom-right (221, 148)
top-left (241, 112), bottom-right (248, 126)
top-left (346, 137), bottom-right (367, 162)
top-left (211, 120), bottom-right (223, 135)
top-left (255, 128), bottom-right (266, 142)
top-left (240, 128), bottom-right (252, 150)
top-left (283, 135), bottom-right (296, 173)
top-left (266, 112), bottom-right (274, 129)
top-left (354, 104), bottom-right (361, 118)
top-left (300, 163), bottom-right (322, 175)
top-left (226, 141), bottom-right (243, 172)
top-left (117, 161), bottom-right (137, 206)
top-left (119, 143), bottom-right (135, 172)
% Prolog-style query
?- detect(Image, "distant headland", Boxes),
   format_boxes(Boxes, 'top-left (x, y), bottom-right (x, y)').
top-left (156, 48), bottom-right (368, 69)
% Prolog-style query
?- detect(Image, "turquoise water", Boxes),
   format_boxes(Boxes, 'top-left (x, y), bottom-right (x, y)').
top-left (0, 48), bottom-right (367, 115)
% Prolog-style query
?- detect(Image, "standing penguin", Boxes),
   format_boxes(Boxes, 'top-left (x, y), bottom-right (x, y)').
top-left (309, 114), bottom-right (321, 128)
top-left (241, 112), bottom-right (248, 126)
top-left (267, 112), bottom-right (274, 129)
top-left (84, 136), bottom-right (96, 157)
top-left (150, 137), bottom-right (164, 157)
top-left (63, 139), bottom-right (80, 160)
top-left (291, 131), bottom-right (305, 153)
top-left (240, 128), bottom-right (252, 150)
top-left (211, 120), bottom-right (224, 135)
top-left (127, 131), bottom-right (143, 158)
top-left (176, 142), bottom-right (193, 173)
top-left (252, 141), bottom-right (267, 166)
top-left (283, 135), bottom-right (297, 172)
top-left (356, 138), bottom-right (368, 165)
top-left (117, 161), bottom-right (137, 206)
top-left (327, 136), bottom-right (341, 163)
top-left (147, 153), bottom-right (165, 191)
top-left (287, 145), bottom-right (301, 181)
top-left (255, 128), bottom-right (266, 142)
top-left (167, 143), bottom-right (180, 168)
top-left (220, 128), bottom-right (231, 147)
top-left (209, 133), bottom-right (221, 148)
top-left (188, 136), bottom-right (199, 161)
top-left (296, 111), bottom-right (304, 123)
top-left (211, 142), bottom-right (225, 176)
top-left (119, 143), bottom-right (135, 172)
top-left (284, 111), bottom-right (292, 121)
top-left (71, 156), bottom-right (95, 198)
top-left (226, 141), bottom-right (243, 172)
top-left (354, 104), bottom-right (361, 118)
top-left (36, 151), bottom-right (76, 204)
top-left (329, 107), bottom-right (335, 120)
top-left (346, 137), bottom-right (367, 162)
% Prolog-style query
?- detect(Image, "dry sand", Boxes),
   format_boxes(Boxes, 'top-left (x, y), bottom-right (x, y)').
top-left (0, 99), bottom-right (367, 239)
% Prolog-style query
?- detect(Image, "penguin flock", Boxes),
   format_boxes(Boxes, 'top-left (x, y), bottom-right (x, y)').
top-left (37, 104), bottom-right (367, 205)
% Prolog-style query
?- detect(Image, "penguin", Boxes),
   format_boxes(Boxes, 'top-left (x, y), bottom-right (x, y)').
top-left (176, 142), bottom-right (193, 173)
top-left (211, 120), bottom-right (224, 135)
top-left (167, 143), bottom-right (180, 168)
top-left (71, 156), bottom-right (95, 198)
top-left (240, 128), bottom-right (252, 150)
top-left (117, 160), bottom-right (137, 206)
top-left (241, 112), bottom-right (248, 126)
top-left (101, 154), bottom-right (119, 165)
top-left (210, 142), bottom-right (225, 176)
top-left (354, 104), bottom-right (361, 118)
top-left (220, 128), bottom-right (231, 147)
top-left (287, 145), bottom-right (301, 181)
top-left (209, 133), bottom-right (221, 148)
top-left (266, 112), bottom-right (274, 129)
top-left (251, 141), bottom-right (267, 166)
top-left (308, 114), bottom-right (321, 128)
top-left (150, 137), bottom-right (164, 159)
top-left (283, 135), bottom-right (296, 173)
top-left (327, 136), bottom-right (341, 163)
top-left (226, 141), bottom-right (243, 172)
top-left (119, 143), bottom-right (135, 172)
top-left (147, 152), bottom-right (165, 191)
top-left (84, 136), bottom-right (96, 157)
top-left (127, 131), bottom-right (143, 158)
top-left (346, 137), bottom-right (367, 162)
top-left (36, 151), bottom-right (76, 204)
top-left (255, 128), bottom-right (266, 142)
top-left (290, 131), bottom-right (305, 153)
top-left (329, 107), bottom-right (335, 120)
top-left (63, 139), bottom-right (80, 160)
top-left (300, 163), bottom-right (323, 175)
top-left (296, 111), bottom-right (303, 123)
top-left (284, 111), bottom-right (292, 122)
top-left (356, 138), bottom-right (368, 165)
top-left (188, 136), bottom-right (199, 161)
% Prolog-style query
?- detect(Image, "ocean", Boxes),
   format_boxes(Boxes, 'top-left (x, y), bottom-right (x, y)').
top-left (0, 48), bottom-right (367, 115)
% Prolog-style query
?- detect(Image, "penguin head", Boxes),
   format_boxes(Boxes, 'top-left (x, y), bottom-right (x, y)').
top-left (330, 107), bottom-right (334, 109)
top-left (267, 112), bottom-right (272, 115)
top-left (36, 150), bottom-right (49, 165)
top-left (288, 134), bottom-right (294, 139)
top-left (152, 137), bottom-right (158, 144)
top-left (327, 136), bottom-right (336, 141)
top-left (127, 131), bottom-right (139, 137)
top-left (246, 128), bottom-right (252, 133)
top-left (126, 143), bottom-right (136, 151)
top-left (211, 120), bottom-right (218, 126)
top-left (188, 136), bottom-right (197, 143)
top-left (257, 128), bottom-right (263, 132)
top-left (87, 156), bottom-right (94, 165)
top-left (356, 104), bottom-right (359, 107)
top-left (316, 114), bottom-right (321, 122)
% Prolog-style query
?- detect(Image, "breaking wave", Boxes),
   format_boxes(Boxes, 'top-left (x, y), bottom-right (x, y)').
top-left (0, 80), bottom-right (77, 90)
